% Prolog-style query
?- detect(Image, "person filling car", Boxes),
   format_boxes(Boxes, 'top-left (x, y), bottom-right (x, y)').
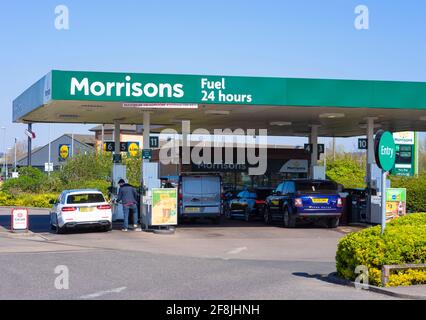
top-left (117, 179), bottom-right (140, 232)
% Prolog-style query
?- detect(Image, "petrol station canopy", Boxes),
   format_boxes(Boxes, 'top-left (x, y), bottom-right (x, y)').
top-left (13, 70), bottom-right (426, 137)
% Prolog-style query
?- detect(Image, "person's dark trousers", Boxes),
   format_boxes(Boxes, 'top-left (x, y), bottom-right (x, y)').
top-left (123, 204), bottom-right (139, 229)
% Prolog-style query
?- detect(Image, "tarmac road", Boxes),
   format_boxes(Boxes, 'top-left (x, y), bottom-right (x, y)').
top-left (0, 209), bottom-right (395, 300)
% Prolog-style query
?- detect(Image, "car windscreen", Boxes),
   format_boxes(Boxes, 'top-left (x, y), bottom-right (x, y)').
top-left (256, 189), bottom-right (273, 200)
top-left (67, 193), bottom-right (105, 204)
top-left (295, 181), bottom-right (338, 194)
top-left (238, 191), bottom-right (256, 199)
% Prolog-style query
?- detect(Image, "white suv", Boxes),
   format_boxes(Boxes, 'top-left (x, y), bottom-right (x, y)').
top-left (50, 189), bottom-right (112, 234)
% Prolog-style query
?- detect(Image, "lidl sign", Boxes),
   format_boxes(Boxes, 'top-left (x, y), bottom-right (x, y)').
top-left (59, 144), bottom-right (71, 161)
top-left (127, 142), bottom-right (140, 157)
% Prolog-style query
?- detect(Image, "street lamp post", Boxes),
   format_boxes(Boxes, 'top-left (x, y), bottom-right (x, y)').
top-left (6, 147), bottom-right (12, 180)
top-left (1, 127), bottom-right (5, 179)
top-left (48, 125), bottom-right (51, 176)
top-left (14, 138), bottom-right (17, 172)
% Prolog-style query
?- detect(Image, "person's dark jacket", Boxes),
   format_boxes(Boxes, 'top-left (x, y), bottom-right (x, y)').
top-left (117, 184), bottom-right (138, 206)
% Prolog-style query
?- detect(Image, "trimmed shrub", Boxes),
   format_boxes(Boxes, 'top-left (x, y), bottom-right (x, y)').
top-left (336, 213), bottom-right (426, 287)
top-left (62, 179), bottom-right (111, 197)
top-left (391, 175), bottom-right (426, 212)
top-left (0, 153), bottom-right (142, 207)
top-left (326, 156), bottom-right (366, 189)
top-left (0, 192), bottom-right (58, 208)
top-left (2, 167), bottom-right (45, 194)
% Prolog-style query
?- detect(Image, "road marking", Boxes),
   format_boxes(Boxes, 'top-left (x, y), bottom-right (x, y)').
top-left (227, 247), bottom-right (248, 255)
top-left (79, 286), bottom-right (127, 299)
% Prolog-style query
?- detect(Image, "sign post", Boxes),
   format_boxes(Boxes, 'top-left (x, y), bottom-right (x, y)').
top-left (374, 130), bottom-right (396, 235)
top-left (11, 208), bottom-right (29, 233)
top-left (44, 162), bottom-right (54, 173)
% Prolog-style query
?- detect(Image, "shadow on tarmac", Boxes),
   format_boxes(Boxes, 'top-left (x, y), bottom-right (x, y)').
top-left (0, 214), bottom-right (50, 233)
top-left (178, 217), bottom-right (330, 229)
top-left (0, 212), bottom-right (335, 234)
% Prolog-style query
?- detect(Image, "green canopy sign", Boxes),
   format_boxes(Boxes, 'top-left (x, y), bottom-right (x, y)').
top-left (375, 131), bottom-right (396, 172)
top-left (13, 70), bottom-right (426, 123)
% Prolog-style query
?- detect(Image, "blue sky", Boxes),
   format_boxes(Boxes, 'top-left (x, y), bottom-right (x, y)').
top-left (1, 0), bottom-right (425, 150)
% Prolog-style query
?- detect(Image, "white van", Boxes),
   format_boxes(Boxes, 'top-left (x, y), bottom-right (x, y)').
top-left (178, 174), bottom-right (222, 224)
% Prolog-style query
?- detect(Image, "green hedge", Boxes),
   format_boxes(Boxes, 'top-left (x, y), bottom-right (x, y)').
top-left (391, 175), bottom-right (426, 212)
top-left (0, 192), bottom-right (58, 208)
top-left (326, 156), bottom-right (366, 189)
top-left (62, 179), bottom-right (111, 197)
top-left (336, 213), bottom-right (426, 287)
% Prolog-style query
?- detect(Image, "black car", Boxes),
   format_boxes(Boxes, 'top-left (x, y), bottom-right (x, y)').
top-left (228, 188), bottom-right (274, 221)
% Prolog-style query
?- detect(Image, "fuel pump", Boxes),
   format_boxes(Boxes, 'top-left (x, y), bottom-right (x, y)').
top-left (110, 162), bottom-right (127, 222)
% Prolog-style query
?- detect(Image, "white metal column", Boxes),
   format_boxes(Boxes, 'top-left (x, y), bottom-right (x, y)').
top-left (143, 112), bottom-right (151, 161)
top-left (101, 124), bottom-right (105, 153)
top-left (366, 117), bottom-right (376, 168)
top-left (310, 125), bottom-right (320, 178)
top-left (114, 122), bottom-right (121, 155)
top-left (365, 117), bottom-right (377, 223)
top-left (141, 112), bottom-right (151, 230)
top-left (48, 125), bottom-right (51, 176)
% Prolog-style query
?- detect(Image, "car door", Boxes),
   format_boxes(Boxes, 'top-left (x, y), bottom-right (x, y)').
top-left (269, 183), bottom-right (285, 212)
top-left (52, 193), bottom-right (64, 226)
top-left (201, 175), bottom-right (221, 214)
top-left (182, 176), bottom-right (204, 214)
top-left (279, 182), bottom-right (290, 215)
top-left (285, 181), bottom-right (296, 213)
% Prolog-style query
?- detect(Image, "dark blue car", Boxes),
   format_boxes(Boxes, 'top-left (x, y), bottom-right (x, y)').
top-left (227, 188), bottom-right (274, 221)
top-left (264, 180), bottom-right (343, 228)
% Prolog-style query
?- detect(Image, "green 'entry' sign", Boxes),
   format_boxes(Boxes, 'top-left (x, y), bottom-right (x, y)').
top-left (374, 131), bottom-right (396, 172)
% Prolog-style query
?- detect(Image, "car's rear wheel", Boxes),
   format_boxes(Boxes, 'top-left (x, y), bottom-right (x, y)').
top-left (212, 216), bottom-right (221, 225)
top-left (264, 208), bottom-right (272, 225)
top-left (327, 217), bottom-right (340, 228)
top-left (283, 208), bottom-right (296, 228)
top-left (56, 225), bottom-right (65, 234)
top-left (102, 224), bottom-right (112, 232)
top-left (225, 207), bottom-right (231, 219)
top-left (244, 208), bottom-right (251, 222)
